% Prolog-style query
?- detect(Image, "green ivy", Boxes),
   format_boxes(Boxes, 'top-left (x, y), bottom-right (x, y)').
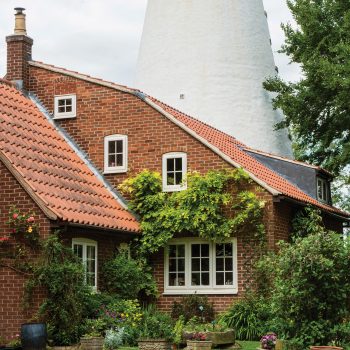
top-left (119, 169), bottom-right (266, 254)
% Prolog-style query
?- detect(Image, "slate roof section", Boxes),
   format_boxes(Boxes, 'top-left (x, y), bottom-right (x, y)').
top-left (0, 80), bottom-right (139, 232)
top-left (28, 61), bottom-right (349, 218)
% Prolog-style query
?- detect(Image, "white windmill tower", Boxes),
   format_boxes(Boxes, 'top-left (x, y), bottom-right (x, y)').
top-left (135, 0), bottom-right (293, 158)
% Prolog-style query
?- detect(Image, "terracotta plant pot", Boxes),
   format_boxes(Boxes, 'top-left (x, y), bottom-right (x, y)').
top-left (187, 340), bottom-right (213, 350)
top-left (80, 336), bottom-right (104, 350)
top-left (138, 339), bottom-right (170, 350)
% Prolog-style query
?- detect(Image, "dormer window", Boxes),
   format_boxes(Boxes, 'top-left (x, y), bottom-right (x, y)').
top-left (54, 94), bottom-right (76, 119)
top-left (162, 152), bottom-right (187, 192)
top-left (104, 135), bottom-right (128, 173)
top-left (317, 177), bottom-right (329, 203)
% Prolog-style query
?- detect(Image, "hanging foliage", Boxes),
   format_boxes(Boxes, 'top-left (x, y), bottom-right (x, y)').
top-left (119, 169), bottom-right (266, 254)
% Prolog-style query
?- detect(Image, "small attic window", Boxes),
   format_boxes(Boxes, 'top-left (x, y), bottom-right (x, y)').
top-left (54, 94), bottom-right (76, 119)
top-left (317, 177), bottom-right (329, 203)
top-left (104, 135), bottom-right (128, 174)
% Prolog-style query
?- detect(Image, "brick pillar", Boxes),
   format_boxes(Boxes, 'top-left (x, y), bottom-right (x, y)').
top-left (6, 8), bottom-right (33, 91)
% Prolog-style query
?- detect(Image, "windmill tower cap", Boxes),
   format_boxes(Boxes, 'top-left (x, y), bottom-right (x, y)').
top-left (14, 7), bottom-right (27, 35)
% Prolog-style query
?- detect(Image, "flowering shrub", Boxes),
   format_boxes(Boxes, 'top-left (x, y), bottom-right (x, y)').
top-left (260, 333), bottom-right (277, 350)
top-left (100, 299), bottom-right (143, 329)
top-left (188, 332), bottom-right (207, 341)
top-left (7, 206), bottom-right (39, 245)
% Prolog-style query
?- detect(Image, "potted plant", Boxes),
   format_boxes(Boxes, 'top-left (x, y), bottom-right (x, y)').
top-left (138, 307), bottom-right (173, 350)
top-left (260, 333), bottom-right (277, 350)
top-left (172, 316), bottom-right (185, 350)
top-left (186, 332), bottom-right (212, 350)
top-left (80, 319), bottom-right (105, 350)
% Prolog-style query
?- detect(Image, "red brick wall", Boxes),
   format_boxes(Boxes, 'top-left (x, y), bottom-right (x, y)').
top-left (6, 35), bottom-right (33, 90)
top-left (0, 161), bottom-right (50, 341)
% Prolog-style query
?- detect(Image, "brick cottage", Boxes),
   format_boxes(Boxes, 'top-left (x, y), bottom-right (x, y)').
top-left (0, 9), bottom-right (349, 339)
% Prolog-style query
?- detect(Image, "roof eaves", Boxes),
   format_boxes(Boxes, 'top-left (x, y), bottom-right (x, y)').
top-left (29, 93), bottom-right (131, 211)
top-left (144, 97), bottom-right (281, 196)
top-left (0, 151), bottom-right (58, 220)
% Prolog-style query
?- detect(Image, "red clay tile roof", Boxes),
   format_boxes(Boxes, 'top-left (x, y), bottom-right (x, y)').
top-left (0, 81), bottom-right (139, 232)
top-left (29, 61), bottom-right (349, 218)
top-left (148, 97), bottom-right (348, 217)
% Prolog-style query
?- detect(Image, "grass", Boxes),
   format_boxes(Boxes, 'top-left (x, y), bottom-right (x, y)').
top-left (237, 341), bottom-right (260, 350)
top-left (119, 341), bottom-right (260, 350)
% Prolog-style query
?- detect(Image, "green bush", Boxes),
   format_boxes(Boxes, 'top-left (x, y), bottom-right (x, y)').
top-left (138, 305), bottom-right (174, 341)
top-left (220, 295), bottom-right (271, 340)
top-left (101, 250), bottom-right (157, 299)
top-left (259, 209), bottom-right (350, 348)
top-left (171, 295), bottom-right (214, 323)
top-left (25, 234), bottom-right (91, 346)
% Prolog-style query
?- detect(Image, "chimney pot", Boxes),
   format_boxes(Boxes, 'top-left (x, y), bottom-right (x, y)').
top-left (14, 7), bottom-right (27, 35)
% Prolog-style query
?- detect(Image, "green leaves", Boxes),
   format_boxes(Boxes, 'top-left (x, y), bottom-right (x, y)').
top-left (264, 0), bottom-right (350, 178)
top-left (119, 170), bottom-right (265, 254)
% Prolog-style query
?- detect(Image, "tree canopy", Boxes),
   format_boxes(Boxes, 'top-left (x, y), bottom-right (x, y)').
top-left (263, 0), bottom-right (350, 177)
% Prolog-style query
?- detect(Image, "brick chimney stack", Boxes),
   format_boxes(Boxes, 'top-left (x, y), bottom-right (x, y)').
top-left (6, 8), bottom-right (33, 91)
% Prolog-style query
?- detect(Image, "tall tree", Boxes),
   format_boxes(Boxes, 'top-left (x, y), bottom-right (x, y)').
top-left (264, 0), bottom-right (350, 177)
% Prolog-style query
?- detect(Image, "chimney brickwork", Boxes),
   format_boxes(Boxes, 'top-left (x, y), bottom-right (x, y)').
top-left (6, 8), bottom-right (33, 91)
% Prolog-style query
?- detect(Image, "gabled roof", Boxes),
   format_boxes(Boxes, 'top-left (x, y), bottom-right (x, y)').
top-left (0, 79), bottom-right (139, 232)
top-left (28, 61), bottom-right (349, 218)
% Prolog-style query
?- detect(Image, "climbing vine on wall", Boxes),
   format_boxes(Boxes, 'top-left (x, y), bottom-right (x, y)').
top-left (119, 169), bottom-right (266, 256)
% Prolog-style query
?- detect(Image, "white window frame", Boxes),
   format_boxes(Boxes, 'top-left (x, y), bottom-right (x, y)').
top-left (54, 94), bottom-right (77, 119)
top-left (72, 238), bottom-right (98, 290)
top-left (162, 152), bottom-right (187, 192)
top-left (164, 237), bottom-right (238, 295)
top-left (317, 177), bottom-right (329, 203)
top-left (104, 135), bottom-right (128, 174)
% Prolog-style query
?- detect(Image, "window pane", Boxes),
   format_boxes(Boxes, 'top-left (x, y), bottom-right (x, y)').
top-left (192, 244), bottom-right (200, 257)
top-left (225, 272), bottom-right (233, 285)
top-left (178, 245), bottom-right (185, 257)
top-left (109, 141), bottom-right (116, 153)
top-left (192, 258), bottom-right (200, 271)
top-left (116, 140), bottom-right (123, 153)
top-left (216, 244), bottom-right (224, 256)
top-left (58, 106), bottom-right (65, 113)
top-left (202, 258), bottom-right (209, 271)
top-left (216, 257), bottom-right (224, 271)
top-left (169, 245), bottom-right (177, 257)
top-left (202, 273), bottom-right (210, 285)
top-left (66, 106), bottom-right (72, 112)
top-left (225, 258), bottom-right (233, 271)
top-left (175, 172), bottom-right (183, 184)
top-left (108, 155), bottom-right (116, 167)
top-left (87, 259), bottom-right (96, 274)
top-left (191, 273), bottom-right (200, 286)
top-left (216, 272), bottom-right (224, 285)
top-left (178, 258), bottom-right (185, 272)
top-left (175, 157), bottom-right (182, 171)
top-left (58, 99), bottom-right (65, 106)
top-left (87, 246), bottom-right (95, 260)
top-left (169, 273), bottom-right (177, 286)
top-left (201, 244), bottom-right (209, 257)
top-left (116, 154), bottom-right (123, 166)
top-left (225, 243), bottom-right (233, 256)
top-left (169, 259), bottom-right (176, 272)
top-left (167, 158), bottom-right (174, 171)
top-left (167, 173), bottom-right (175, 185)
top-left (73, 244), bottom-right (83, 260)
top-left (177, 273), bottom-right (185, 286)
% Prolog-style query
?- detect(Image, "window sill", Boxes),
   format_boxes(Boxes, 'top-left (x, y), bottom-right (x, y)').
top-left (103, 168), bottom-right (127, 174)
top-left (53, 114), bottom-right (76, 120)
top-left (163, 289), bottom-right (238, 295)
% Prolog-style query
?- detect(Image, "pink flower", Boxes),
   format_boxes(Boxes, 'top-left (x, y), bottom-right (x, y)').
top-left (12, 213), bottom-right (18, 219)
top-left (0, 236), bottom-right (9, 242)
top-left (27, 216), bottom-right (35, 223)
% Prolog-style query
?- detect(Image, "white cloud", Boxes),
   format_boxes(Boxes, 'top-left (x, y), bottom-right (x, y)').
top-left (0, 0), bottom-right (300, 86)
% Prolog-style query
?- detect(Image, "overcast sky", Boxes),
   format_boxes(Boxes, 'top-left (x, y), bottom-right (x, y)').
top-left (0, 0), bottom-right (300, 86)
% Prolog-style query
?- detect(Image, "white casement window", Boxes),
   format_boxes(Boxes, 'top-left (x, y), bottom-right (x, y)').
top-left (54, 94), bottom-right (76, 119)
top-left (164, 238), bottom-right (238, 295)
top-left (162, 152), bottom-right (187, 192)
top-left (104, 135), bottom-right (128, 173)
top-left (72, 238), bottom-right (98, 289)
top-left (317, 177), bottom-right (329, 203)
